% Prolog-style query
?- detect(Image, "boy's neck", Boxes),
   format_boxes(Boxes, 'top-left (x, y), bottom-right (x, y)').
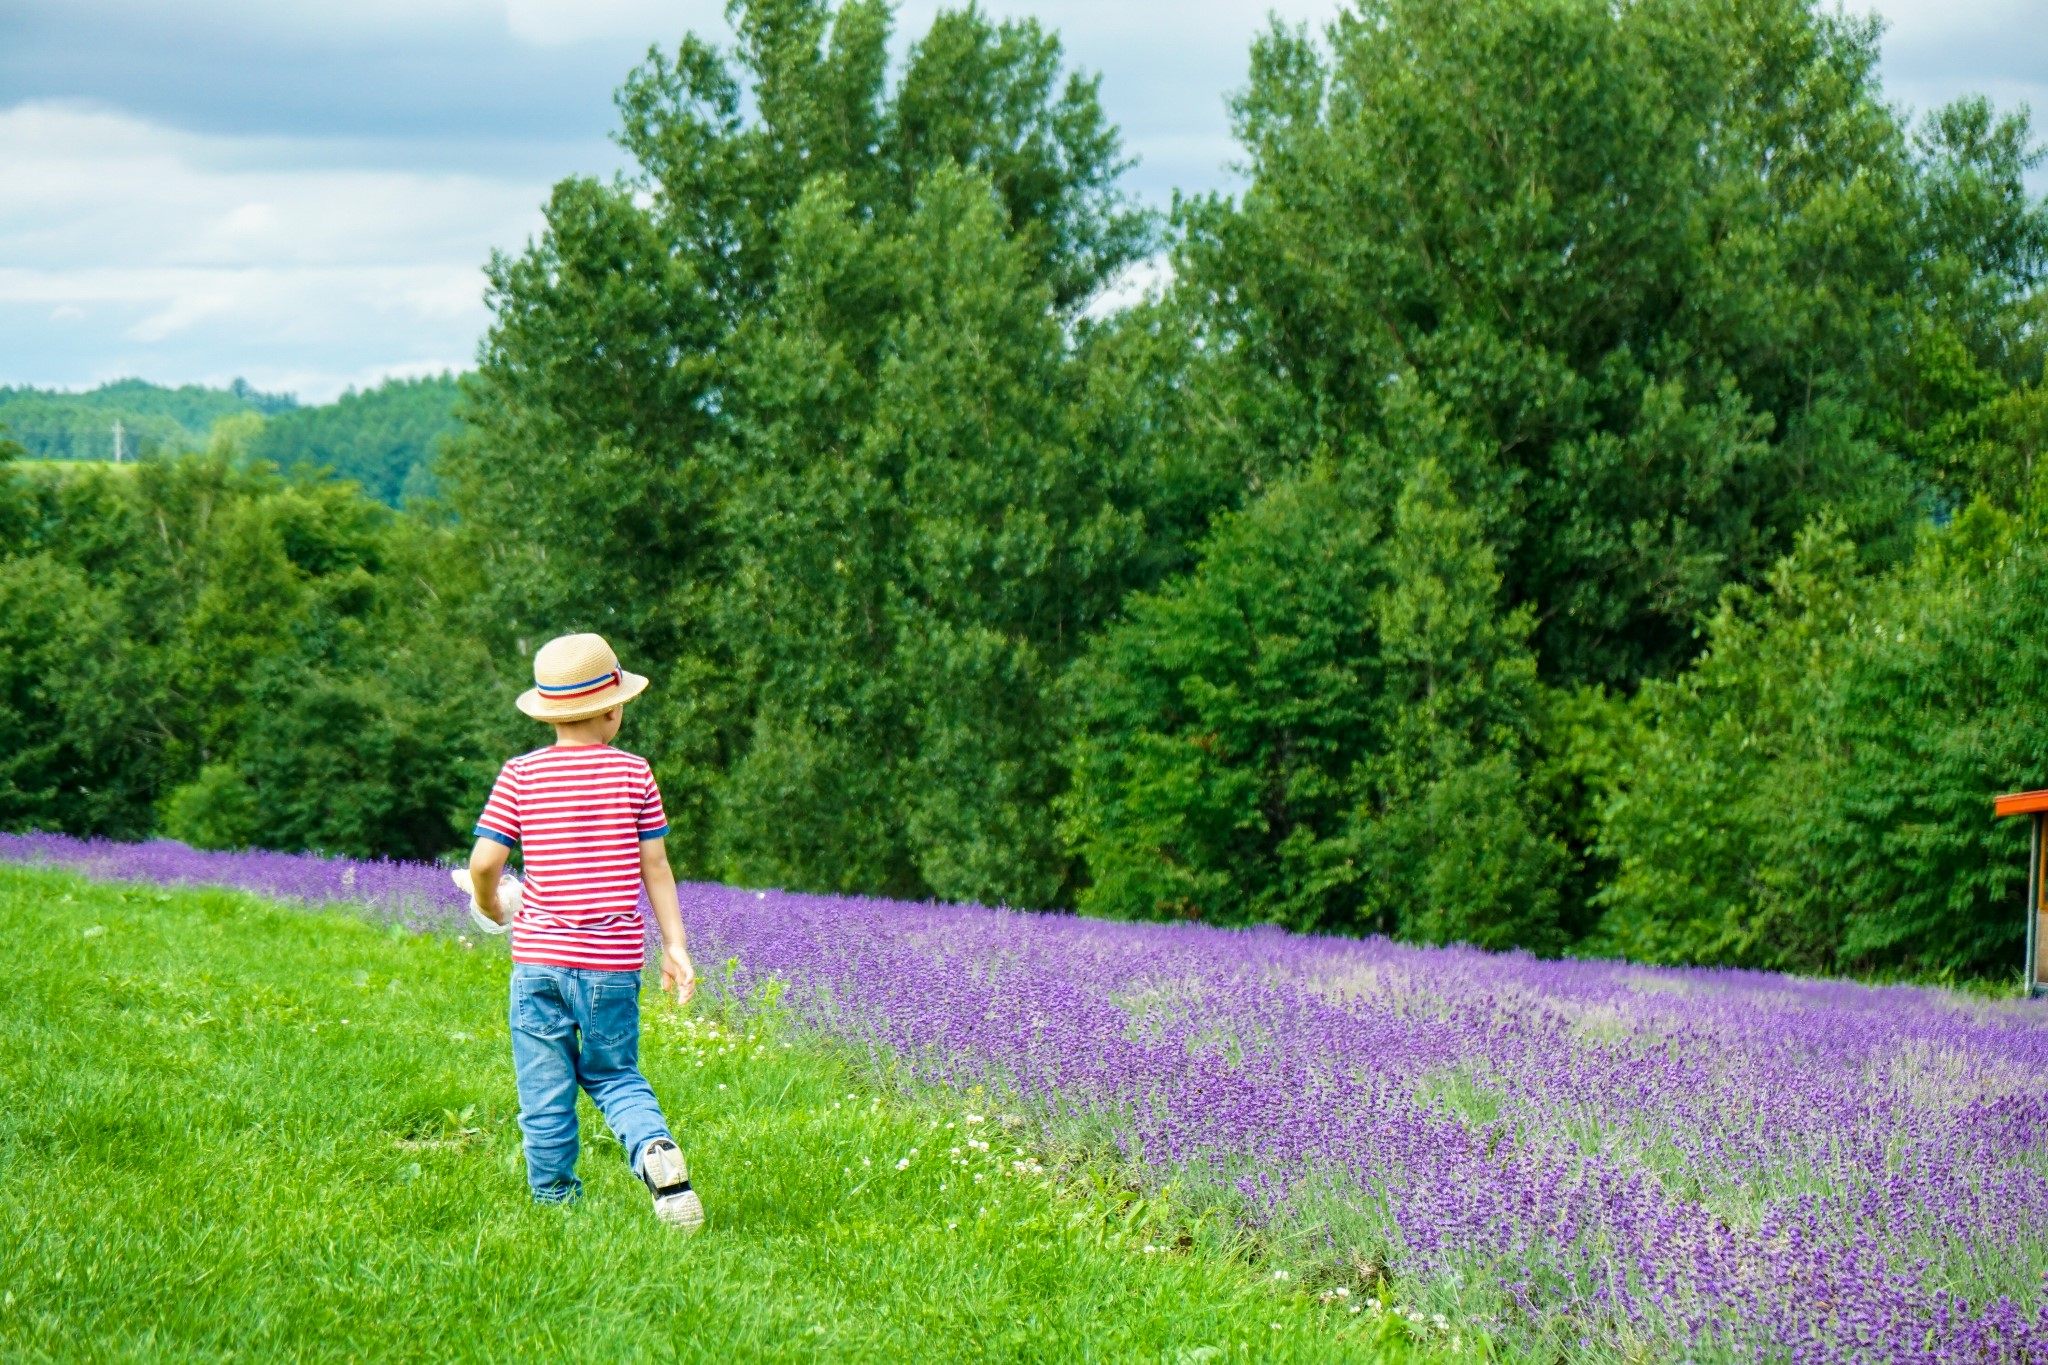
top-left (550, 719), bottom-right (616, 748)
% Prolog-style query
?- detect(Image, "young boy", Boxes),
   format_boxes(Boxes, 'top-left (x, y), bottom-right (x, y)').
top-left (466, 632), bottom-right (704, 1231)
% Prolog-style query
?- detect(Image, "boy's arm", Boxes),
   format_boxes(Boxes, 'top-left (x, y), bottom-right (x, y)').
top-left (469, 838), bottom-right (510, 924)
top-left (639, 838), bottom-right (696, 1004)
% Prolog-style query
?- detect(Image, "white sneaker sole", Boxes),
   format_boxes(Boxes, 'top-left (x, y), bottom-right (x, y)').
top-left (640, 1143), bottom-right (704, 1233)
top-left (654, 1187), bottom-right (705, 1232)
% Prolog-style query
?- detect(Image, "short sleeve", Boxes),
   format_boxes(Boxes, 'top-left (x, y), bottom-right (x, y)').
top-left (637, 764), bottom-right (669, 842)
top-left (474, 760), bottom-right (522, 848)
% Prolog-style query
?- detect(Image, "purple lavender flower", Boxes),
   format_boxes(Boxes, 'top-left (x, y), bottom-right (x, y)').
top-left (7, 830), bottom-right (2046, 1361)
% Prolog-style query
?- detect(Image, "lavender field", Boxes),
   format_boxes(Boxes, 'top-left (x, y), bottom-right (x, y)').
top-left (6, 831), bottom-right (2046, 1362)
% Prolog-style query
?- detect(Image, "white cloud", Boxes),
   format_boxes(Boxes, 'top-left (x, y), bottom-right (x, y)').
top-left (0, 102), bottom-right (548, 399)
top-left (1861, 0), bottom-right (2048, 139)
top-left (28, 0), bottom-right (724, 49)
top-left (1082, 253), bottom-right (1173, 322)
top-left (0, 0), bottom-right (2037, 399)
top-left (503, 0), bottom-right (714, 47)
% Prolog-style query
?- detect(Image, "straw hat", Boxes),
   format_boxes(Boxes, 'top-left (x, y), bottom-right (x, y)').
top-left (516, 633), bottom-right (650, 722)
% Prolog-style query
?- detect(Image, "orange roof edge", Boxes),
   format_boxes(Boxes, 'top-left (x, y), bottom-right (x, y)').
top-left (1996, 790), bottom-right (2048, 817)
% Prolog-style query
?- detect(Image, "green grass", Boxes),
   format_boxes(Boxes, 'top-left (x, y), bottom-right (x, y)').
top-left (0, 864), bottom-right (1428, 1362)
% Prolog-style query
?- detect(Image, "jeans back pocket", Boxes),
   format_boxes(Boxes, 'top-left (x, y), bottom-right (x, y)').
top-left (512, 970), bottom-right (576, 1040)
top-left (586, 980), bottom-right (641, 1057)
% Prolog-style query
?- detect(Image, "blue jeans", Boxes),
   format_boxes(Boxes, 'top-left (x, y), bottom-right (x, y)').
top-left (509, 963), bottom-right (673, 1203)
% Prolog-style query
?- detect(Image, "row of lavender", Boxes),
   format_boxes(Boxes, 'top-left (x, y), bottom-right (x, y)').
top-left (5, 832), bottom-right (2046, 1361)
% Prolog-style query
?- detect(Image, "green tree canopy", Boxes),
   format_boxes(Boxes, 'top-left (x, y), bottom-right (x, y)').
top-left (0, 457), bottom-right (493, 858)
top-left (247, 375), bottom-right (461, 506)
top-left (1062, 452), bottom-right (1568, 949)
top-left (0, 379), bottom-right (294, 463)
top-left (1592, 500), bottom-right (2048, 979)
top-left (443, 0), bottom-right (1173, 901)
top-left (1165, 0), bottom-right (2043, 686)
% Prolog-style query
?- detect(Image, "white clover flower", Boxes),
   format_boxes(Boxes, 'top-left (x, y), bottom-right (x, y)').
top-left (965, 1113), bottom-right (985, 1124)
top-left (895, 1157), bottom-right (910, 1170)
top-left (717, 1083), bottom-right (727, 1090)
top-left (1272, 1270), bottom-right (1288, 1280)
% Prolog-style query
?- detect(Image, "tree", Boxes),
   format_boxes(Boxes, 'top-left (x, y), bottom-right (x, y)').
top-left (0, 455), bottom-right (493, 858)
top-left (247, 375), bottom-right (462, 506)
top-left (1168, 0), bottom-right (1931, 686)
top-left (1061, 453), bottom-right (1567, 949)
top-left (1893, 99), bottom-right (2048, 509)
top-left (1593, 501), bottom-right (2048, 978)
top-left (443, 0), bottom-right (1161, 899)
top-left (0, 554), bottom-right (160, 837)
top-left (1590, 521), bottom-right (1865, 970)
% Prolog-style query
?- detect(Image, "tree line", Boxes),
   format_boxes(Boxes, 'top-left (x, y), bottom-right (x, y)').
top-left (0, 378), bottom-right (295, 463)
top-left (0, 375), bottom-right (458, 506)
top-left (5, 0), bottom-right (2046, 981)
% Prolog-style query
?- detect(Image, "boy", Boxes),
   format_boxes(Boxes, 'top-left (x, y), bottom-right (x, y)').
top-left (466, 632), bottom-right (704, 1231)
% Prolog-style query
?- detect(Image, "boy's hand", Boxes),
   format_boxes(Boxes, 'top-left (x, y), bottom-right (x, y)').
top-left (465, 841), bottom-right (512, 925)
top-left (661, 945), bottom-right (697, 1005)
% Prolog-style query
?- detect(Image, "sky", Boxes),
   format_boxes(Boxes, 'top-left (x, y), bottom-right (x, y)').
top-left (1, 0), bottom-right (2043, 403)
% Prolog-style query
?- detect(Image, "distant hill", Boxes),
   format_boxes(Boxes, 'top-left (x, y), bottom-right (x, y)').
top-left (247, 375), bottom-right (462, 506)
top-left (0, 378), bottom-right (296, 463)
top-left (0, 374), bottom-right (463, 506)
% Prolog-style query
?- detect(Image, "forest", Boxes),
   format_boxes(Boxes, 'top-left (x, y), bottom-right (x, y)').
top-left (4, 0), bottom-right (2046, 983)
top-left (0, 374), bottom-right (458, 505)
top-left (0, 377), bottom-right (296, 462)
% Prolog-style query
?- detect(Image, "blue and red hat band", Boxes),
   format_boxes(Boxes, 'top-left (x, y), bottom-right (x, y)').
top-left (535, 668), bottom-right (620, 700)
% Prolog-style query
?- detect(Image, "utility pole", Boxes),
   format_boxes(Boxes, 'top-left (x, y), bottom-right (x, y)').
top-left (111, 419), bottom-right (126, 465)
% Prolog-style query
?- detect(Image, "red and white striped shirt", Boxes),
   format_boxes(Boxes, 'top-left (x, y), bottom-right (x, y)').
top-left (474, 744), bottom-right (669, 971)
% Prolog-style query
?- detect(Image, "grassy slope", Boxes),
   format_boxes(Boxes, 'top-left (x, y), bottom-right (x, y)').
top-left (0, 864), bottom-right (1418, 1363)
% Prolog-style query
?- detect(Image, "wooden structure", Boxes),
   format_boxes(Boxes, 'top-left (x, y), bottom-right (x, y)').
top-left (1995, 789), bottom-right (2048, 996)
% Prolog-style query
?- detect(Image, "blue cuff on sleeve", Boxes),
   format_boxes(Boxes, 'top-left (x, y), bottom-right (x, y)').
top-left (473, 825), bottom-right (518, 849)
top-left (638, 825), bottom-right (670, 842)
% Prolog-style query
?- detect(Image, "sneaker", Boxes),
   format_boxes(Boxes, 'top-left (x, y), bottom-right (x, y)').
top-left (638, 1139), bottom-right (704, 1233)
